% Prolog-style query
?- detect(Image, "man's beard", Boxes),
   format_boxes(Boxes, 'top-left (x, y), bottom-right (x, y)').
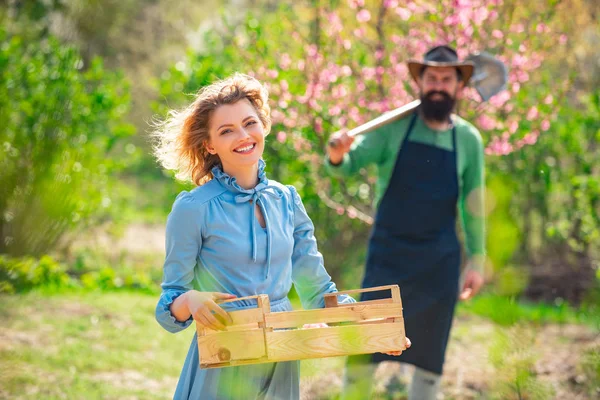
top-left (420, 91), bottom-right (456, 122)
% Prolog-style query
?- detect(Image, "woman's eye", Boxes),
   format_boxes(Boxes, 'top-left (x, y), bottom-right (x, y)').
top-left (220, 129), bottom-right (232, 135)
top-left (246, 120), bottom-right (257, 127)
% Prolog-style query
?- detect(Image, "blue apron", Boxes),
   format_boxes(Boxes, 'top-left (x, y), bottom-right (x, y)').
top-left (351, 111), bottom-right (461, 374)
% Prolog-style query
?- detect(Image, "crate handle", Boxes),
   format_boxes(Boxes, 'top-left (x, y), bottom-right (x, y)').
top-left (324, 285), bottom-right (401, 307)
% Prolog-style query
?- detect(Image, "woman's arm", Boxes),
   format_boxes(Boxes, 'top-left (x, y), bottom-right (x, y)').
top-left (288, 185), bottom-right (355, 309)
top-left (155, 192), bottom-right (201, 333)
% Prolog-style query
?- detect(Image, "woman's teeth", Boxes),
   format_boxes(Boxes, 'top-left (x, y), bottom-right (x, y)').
top-left (234, 144), bottom-right (255, 153)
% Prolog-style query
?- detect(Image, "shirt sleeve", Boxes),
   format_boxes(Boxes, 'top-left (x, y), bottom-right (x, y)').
top-left (288, 185), bottom-right (355, 308)
top-left (155, 192), bottom-right (200, 333)
top-left (324, 123), bottom-right (389, 177)
top-left (458, 128), bottom-right (486, 273)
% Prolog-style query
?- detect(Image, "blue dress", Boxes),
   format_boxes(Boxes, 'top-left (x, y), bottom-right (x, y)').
top-left (155, 160), bottom-right (353, 400)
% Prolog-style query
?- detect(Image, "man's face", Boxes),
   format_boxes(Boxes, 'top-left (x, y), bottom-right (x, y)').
top-left (417, 66), bottom-right (464, 122)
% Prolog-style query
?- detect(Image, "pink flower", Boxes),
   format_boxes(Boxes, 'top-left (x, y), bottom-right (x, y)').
top-left (348, 0), bottom-right (365, 9)
top-left (314, 118), bottom-right (323, 134)
top-left (271, 109), bottom-right (284, 123)
top-left (279, 54), bottom-right (291, 70)
top-left (541, 120), bottom-right (550, 131)
top-left (512, 23), bottom-right (525, 33)
top-left (278, 100), bottom-right (288, 109)
top-left (544, 95), bottom-right (554, 104)
top-left (356, 9), bottom-right (371, 23)
top-left (522, 130), bottom-right (540, 145)
top-left (362, 67), bottom-right (376, 80)
top-left (508, 120), bottom-right (519, 134)
top-left (492, 29), bottom-right (503, 39)
top-left (477, 114), bottom-right (496, 130)
top-left (353, 28), bottom-right (364, 38)
top-left (332, 85), bottom-right (348, 99)
top-left (329, 105), bottom-right (342, 116)
top-left (384, 0), bottom-right (398, 8)
top-left (391, 35), bottom-right (403, 45)
top-left (559, 34), bottom-right (568, 45)
top-left (336, 207), bottom-right (345, 216)
top-left (444, 15), bottom-right (460, 26)
top-left (526, 106), bottom-right (539, 120)
top-left (283, 118), bottom-right (296, 129)
top-left (341, 65), bottom-right (352, 76)
top-left (489, 90), bottom-right (510, 107)
top-left (279, 79), bottom-right (289, 92)
top-left (474, 8), bottom-right (488, 24)
top-left (276, 131), bottom-right (287, 143)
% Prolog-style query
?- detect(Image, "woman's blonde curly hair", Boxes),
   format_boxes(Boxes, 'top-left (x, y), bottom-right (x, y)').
top-left (152, 73), bottom-right (271, 186)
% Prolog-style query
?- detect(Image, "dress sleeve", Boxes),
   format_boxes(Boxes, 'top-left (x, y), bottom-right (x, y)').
top-left (458, 128), bottom-right (486, 273)
top-left (155, 192), bottom-right (201, 333)
top-left (288, 185), bottom-right (355, 309)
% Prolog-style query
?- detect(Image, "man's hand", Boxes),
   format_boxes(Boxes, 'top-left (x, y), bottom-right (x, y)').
top-left (327, 130), bottom-right (354, 165)
top-left (459, 269), bottom-right (484, 300)
top-left (384, 336), bottom-right (411, 356)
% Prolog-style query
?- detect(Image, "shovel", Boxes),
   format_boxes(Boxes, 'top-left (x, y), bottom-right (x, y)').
top-left (328, 51), bottom-right (508, 146)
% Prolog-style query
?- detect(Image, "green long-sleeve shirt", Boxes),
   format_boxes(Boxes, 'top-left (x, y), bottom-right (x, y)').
top-left (326, 113), bottom-right (486, 272)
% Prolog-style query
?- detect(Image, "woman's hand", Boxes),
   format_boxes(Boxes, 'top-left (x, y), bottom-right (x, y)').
top-left (186, 291), bottom-right (237, 331)
top-left (383, 336), bottom-right (411, 356)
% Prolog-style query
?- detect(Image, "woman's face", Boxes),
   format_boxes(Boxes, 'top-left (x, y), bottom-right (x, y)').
top-left (206, 99), bottom-right (266, 174)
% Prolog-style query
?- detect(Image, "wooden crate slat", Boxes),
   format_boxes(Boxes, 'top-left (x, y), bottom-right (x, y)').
top-left (198, 285), bottom-right (406, 369)
top-left (198, 329), bottom-right (266, 365)
top-left (265, 321), bottom-right (405, 362)
top-left (265, 303), bottom-right (403, 329)
top-left (335, 298), bottom-right (397, 306)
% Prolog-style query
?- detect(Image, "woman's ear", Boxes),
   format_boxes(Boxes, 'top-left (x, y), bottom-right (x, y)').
top-left (205, 141), bottom-right (216, 155)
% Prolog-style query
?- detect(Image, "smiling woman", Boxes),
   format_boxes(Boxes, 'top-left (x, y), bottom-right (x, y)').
top-left (148, 74), bottom-right (397, 400)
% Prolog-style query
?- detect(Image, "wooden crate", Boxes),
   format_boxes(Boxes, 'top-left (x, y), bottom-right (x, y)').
top-left (197, 285), bottom-right (405, 369)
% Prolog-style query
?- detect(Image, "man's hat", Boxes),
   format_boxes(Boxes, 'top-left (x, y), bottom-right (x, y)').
top-left (407, 45), bottom-right (474, 85)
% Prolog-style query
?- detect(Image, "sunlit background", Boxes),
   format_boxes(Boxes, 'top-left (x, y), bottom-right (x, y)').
top-left (1, 1), bottom-right (599, 399)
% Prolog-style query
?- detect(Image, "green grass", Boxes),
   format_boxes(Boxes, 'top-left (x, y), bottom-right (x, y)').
top-left (1, 288), bottom-right (597, 399)
top-left (0, 290), bottom-right (190, 399)
top-left (457, 292), bottom-right (600, 329)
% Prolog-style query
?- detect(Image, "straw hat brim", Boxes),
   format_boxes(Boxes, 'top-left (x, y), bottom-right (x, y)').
top-left (408, 60), bottom-right (474, 85)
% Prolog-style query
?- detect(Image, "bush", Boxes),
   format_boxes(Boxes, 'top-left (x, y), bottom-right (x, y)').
top-left (0, 28), bottom-right (135, 257)
top-left (0, 255), bottom-right (74, 293)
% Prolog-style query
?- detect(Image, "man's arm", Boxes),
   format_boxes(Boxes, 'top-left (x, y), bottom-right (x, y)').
top-left (458, 127), bottom-right (486, 299)
top-left (325, 124), bottom-right (390, 177)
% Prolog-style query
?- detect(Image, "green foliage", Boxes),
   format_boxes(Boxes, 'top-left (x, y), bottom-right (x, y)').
top-left (486, 176), bottom-right (522, 272)
top-left (0, 251), bottom-right (160, 295)
top-left (489, 91), bottom-right (600, 303)
top-left (0, 255), bottom-right (74, 294)
top-left (488, 326), bottom-right (554, 399)
top-left (0, 29), bottom-right (135, 256)
top-left (457, 292), bottom-right (599, 328)
top-left (578, 346), bottom-right (600, 398)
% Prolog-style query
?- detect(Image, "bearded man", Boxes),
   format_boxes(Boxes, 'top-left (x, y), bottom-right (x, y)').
top-left (326, 45), bottom-right (486, 400)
